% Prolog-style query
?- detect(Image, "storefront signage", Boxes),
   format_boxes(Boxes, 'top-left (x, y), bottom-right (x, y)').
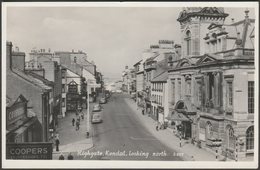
top-left (6, 142), bottom-right (53, 160)
top-left (7, 103), bottom-right (26, 126)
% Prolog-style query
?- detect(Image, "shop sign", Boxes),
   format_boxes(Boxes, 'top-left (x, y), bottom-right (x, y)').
top-left (6, 142), bottom-right (53, 160)
top-left (7, 103), bottom-right (26, 126)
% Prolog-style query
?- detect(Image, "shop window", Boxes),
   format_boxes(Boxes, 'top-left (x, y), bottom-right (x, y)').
top-left (62, 98), bottom-right (65, 107)
top-left (248, 81), bottom-right (254, 113)
top-left (246, 126), bottom-right (254, 150)
top-left (62, 84), bottom-right (65, 93)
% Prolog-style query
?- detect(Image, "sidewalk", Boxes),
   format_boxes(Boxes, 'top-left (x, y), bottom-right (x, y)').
top-left (52, 103), bottom-right (95, 159)
top-left (124, 96), bottom-right (218, 161)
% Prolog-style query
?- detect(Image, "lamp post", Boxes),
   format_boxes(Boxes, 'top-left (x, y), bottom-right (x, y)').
top-left (86, 80), bottom-right (90, 138)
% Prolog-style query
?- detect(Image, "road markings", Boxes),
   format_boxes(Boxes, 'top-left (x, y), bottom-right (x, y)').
top-left (130, 136), bottom-right (158, 141)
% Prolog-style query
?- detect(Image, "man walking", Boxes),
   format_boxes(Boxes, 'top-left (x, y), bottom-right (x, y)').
top-left (76, 119), bottom-right (80, 131)
top-left (72, 118), bottom-right (75, 126)
top-left (55, 136), bottom-right (60, 151)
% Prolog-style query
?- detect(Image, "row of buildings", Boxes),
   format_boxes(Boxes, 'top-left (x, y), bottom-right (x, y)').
top-left (6, 43), bottom-right (103, 144)
top-left (122, 7), bottom-right (255, 161)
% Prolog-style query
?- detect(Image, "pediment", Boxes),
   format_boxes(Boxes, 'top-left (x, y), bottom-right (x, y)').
top-left (197, 55), bottom-right (217, 65)
top-left (176, 58), bottom-right (192, 68)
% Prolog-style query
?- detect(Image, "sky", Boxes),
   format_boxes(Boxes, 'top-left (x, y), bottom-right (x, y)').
top-left (6, 5), bottom-right (256, 80)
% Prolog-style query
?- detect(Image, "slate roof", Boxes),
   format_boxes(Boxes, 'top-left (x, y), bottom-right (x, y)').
top-left (151, 71), bottom-right (168, 83)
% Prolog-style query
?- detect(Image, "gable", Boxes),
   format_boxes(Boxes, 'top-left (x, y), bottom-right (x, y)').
top-left (196, 55), bottom-right (217, 65)
top-left (176, 58), bottom-right (192, 68)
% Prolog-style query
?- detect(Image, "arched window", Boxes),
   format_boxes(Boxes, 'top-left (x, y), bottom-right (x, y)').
top-left (226, 126), bottom-right (235, 149)
top-left (246, 126), bottom-right (254, 150)
top-left (185, 30), bottom-right (191, 55)
top-left (206, 122), bottom-right (213, 139)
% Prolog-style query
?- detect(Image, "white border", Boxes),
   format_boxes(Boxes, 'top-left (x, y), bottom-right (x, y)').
top-left (2, 1), bottom-right (259, 169)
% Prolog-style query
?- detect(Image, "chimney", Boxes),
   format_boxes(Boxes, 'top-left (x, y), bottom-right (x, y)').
top-left (245, 9), bottom-right (249, 19)
top-left (6, 42), bottom-right (13, 71)
top-left (12, 51), bottom-right (26, 71)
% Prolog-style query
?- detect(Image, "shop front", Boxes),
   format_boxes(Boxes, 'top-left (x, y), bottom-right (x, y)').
top-left (6, 95), bottom-right (42, 143)
top-left (66, 93), bottom-right (81, 111)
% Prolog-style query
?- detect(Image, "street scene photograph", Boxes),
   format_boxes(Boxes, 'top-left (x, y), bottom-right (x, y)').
top-left (2, 1), bottom-right (258, 169)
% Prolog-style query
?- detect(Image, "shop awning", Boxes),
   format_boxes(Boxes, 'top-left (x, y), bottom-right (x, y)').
top-left (13, 117), bottom-right (37, 135)
top-left (166, 112), bottom-right (190, 121)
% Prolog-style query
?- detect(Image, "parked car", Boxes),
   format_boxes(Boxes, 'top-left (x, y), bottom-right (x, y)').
top-left (91, 112), bottom-right (102, 123)
top-left (93, 104), bottom-right (102, 112)
top-left (99, 97), bottom-right (107, 104)
top-left (116, 89), bottom-right (122, 93)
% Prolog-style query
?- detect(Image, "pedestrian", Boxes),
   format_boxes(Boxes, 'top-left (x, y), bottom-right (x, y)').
top-left (76, 120), bottom-right (80, 131)
top-left (55, 137), bottom-right (60, 151)
top-left (72, 118), bottom-right (75, 126)
top-left (67, 153), bottom-right (74, 160)
top-left (81, 113), bottom-right (84, 120)
top-left (156, 122), bottom-right (160, 131)
top-left (179, 136), bottom-right (182, 148)
top-left (142, 109), bottom-right (145, 115)
top-left (59, 153), bottom-right (64, 160)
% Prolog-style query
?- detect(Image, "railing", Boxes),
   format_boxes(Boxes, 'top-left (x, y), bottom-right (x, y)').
top-left (215, 48), bottom-right (254, 58)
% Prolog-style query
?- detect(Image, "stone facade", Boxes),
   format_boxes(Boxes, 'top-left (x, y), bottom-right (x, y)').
top-left (167, 7), bottom-right (255, 160)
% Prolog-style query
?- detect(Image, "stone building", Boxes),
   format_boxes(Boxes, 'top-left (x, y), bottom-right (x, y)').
top-left (151, 71), bottom-right (168, 123)
top-left (167, 7), bottom-right (255, 161)
top-left (6, 42), bottom-right (52, 142)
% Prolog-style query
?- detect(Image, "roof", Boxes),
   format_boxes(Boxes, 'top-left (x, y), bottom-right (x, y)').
top-left (26, 71), bottom-right (54, 86)
top-left (166, 111), bottom-right (190, 121)
top-left (151, 71), bottom-right (168, 83)
top-left (145, 53), bottom-right (160, 63)
top-left (11, 68), bottom-right (52, 91)
top-left (133, 59), bottom-right (143, 66)
top-left (177, 7), bottom-right (229, 22)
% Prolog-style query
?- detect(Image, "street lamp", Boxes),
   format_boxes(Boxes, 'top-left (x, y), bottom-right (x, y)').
top-left (86, 80), bottom-right (90, 138)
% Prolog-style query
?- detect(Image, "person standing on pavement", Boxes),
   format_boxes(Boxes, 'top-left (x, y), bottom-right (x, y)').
top-left (72, 118), bottom-right (75, 126)
top-left (59, 153), bottom-right (64, 160)
top-left (179, 135), bottom-right (182, 147)
top-left (81, 113), bottom-right (84, 120)
top-left (67, 153), bottom-right (74, 160)
top-left (55, 136), bottom-right (60, 151)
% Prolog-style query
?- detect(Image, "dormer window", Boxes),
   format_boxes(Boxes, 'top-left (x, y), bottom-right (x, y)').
top-left (185, 30), bottom-right (191, 56)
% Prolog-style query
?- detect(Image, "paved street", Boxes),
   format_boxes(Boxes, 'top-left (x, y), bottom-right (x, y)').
top-left (78, 93), bottom-right (183, 161)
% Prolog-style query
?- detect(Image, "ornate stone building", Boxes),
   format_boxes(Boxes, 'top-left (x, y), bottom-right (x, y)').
top-left (167, 7), bottom-right (255, 161)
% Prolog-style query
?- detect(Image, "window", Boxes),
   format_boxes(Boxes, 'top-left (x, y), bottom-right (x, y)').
top-left (68, 81), bottom-right (78, 93)
top-left (62, 84), bottom-right (65, 93)
top-left (206, 122), bottom-right (213, 139)
top-left (185, 30), bottom-right (191, 55)
top-left (172, 80), bottom-right (175, 104)
top-left (178, 79), bottom-right (181, 98)
top-left (186, 79), bottom-right (191, 95)
top-left (248, 81), bottom-right (254, 113)
top-left (196, 79), bottom-right (202, 107)
top-left (62, 98), bottom-right (65, 107)
top-left (227, 81), bottom-right (233, 106)
top-left (74, 56), bottom-right (77, 63)
top-left (62, 70), bottom-right (66, 78)
top-left (227, 126), bottom-right (235, 149)
top-left (246, 126), bottom-right (254, 150)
